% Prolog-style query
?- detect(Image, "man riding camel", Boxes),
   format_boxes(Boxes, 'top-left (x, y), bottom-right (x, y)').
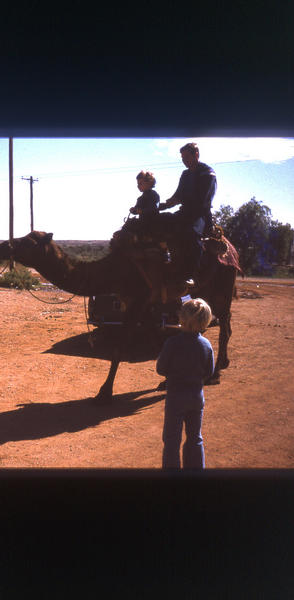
top-left (159, 142), bottom-right (217, 279)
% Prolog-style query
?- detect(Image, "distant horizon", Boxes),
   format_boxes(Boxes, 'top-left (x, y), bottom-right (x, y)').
top-left (0, 237), bottom-right (110, 243)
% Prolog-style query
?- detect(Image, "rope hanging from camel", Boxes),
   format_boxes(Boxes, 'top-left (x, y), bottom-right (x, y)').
top-left (27, 288), bottom-right (76, 304)
top-left (83, 295), bottom-right (97, 349)
top-left (0, 256), bottom-right (76, 304)
top-left (29, 290), bottom-right (94, 347)
top-left (3, 260), bottom-right (77, 304)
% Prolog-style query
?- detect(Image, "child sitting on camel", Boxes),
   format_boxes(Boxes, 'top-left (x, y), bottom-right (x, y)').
top-left (129, 171), bottom-right (160, 223)
top-left (115, 170), bottom-right (165, 254)
top-left (128, 170), bottom-right (171, 257)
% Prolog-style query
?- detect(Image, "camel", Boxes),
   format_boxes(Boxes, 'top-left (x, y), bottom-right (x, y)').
top-left (0, 228), bottom-right (242, 401)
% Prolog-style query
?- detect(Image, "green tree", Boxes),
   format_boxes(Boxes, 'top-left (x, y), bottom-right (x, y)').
top-left (268, 221), bottom-right (294, 265)
top-left (227, 197), bottom-right (272, 274)
top-left (213, 204), bottom-right (235, 236)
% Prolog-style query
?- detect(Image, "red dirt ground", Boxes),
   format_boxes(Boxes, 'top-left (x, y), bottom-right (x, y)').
top-left (0, 276), bottom-right (293, 468)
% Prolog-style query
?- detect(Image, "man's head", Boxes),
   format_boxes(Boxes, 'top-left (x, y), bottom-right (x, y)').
top-left (179, 298), bottom-right (212, 333)
top-left (180, 142), bottom-right (199, 169)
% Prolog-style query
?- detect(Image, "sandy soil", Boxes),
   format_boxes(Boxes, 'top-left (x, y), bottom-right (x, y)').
top-left (0, 276), bottom-right (293, 468)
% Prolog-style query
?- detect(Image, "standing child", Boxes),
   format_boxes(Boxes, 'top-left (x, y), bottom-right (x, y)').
top-left (156, 298), bottom-right (214, 469)
top-left (130, 171), bottom-right (160, 221)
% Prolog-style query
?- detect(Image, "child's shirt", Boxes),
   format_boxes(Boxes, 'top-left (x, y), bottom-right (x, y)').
top-left (156, 331), bottom-right (214, 403)
top-left (135, 189), bottom-right (160, 216)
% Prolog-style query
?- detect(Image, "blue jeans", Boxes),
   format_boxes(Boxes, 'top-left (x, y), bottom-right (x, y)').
top-left (162, 403), bottom-right (205, 469)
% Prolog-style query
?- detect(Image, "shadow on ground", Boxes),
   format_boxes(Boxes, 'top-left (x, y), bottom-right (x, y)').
top-left (44, 326), bottom-right (177, 363)
top-left (0, 389), bottom-right (165, 445)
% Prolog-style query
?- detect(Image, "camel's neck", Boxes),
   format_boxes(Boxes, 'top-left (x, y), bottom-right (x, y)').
top-left (32, 242), bottom-right (116, 296)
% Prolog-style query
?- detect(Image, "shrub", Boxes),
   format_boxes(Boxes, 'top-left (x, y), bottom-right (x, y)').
top-left (0, 267), bottom-right (40, 290)
top-left (273, 266), bottom-right (294, 279)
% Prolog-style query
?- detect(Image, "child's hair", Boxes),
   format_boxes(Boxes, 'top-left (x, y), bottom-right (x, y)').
top-left (136, 170), bottom-right (156, 188)
top-left (179, 298), bottom-right (212, 333)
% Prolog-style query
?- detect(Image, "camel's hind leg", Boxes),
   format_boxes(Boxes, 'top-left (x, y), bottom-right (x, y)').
top-left (216, 311), bottom-right (232, 371)
top-left (206, 311), bottom-right (232, 385)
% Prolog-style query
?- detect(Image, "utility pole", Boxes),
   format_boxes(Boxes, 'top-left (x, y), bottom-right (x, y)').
top-left (9, 137), bottom-right (14, 271)
top-left (21, 175), bottom-right (38, 231)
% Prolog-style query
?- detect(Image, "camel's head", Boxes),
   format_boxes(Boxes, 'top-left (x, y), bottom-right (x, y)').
top-left (0, 231), bottom-right (54, 268)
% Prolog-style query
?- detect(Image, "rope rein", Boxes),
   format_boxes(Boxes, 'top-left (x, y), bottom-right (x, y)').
top-left (0, 261), bottom-right (77, 305)
top-left (29, 288), bottom-right (94, 348)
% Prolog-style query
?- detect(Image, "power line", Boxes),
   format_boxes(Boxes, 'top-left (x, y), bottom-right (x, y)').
top-left (29, 161), bottom-right (183, 179)
top-left (0, 159), bottom-right (253, 185)
top-left (0, 162), bottom-right (181, 182)
top-left (0, 159), bottom-right (259, 184)
top-left (28, 159), bottom-right (255, 180)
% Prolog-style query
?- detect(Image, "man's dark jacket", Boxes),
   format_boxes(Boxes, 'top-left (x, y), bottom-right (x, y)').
top-left (170, 162), bottom-right (217, 223)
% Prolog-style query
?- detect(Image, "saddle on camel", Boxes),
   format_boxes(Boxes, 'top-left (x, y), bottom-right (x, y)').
top-left (114, 212), bottom-right (239, 289)
top-left (89, 211), bottom-right (243, 329)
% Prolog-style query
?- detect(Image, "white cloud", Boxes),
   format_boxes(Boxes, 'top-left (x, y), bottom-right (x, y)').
top-left (153, 137), bottom-right (294, 165)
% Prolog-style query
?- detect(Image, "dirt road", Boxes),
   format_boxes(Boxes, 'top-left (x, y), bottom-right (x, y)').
top-left (0, 277), bottom-right (293, 468)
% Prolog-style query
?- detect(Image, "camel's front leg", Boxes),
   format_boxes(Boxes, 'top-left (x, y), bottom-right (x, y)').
top-left (95, 286), bottom-right (152, 402)
top-left (94, 310), bottom-right (141, 403)
top-left (95, 349), bottom-right (120, 403)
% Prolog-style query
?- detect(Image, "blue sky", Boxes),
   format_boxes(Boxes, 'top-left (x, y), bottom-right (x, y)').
top-left (0, 137), bottom-right (293, 240)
